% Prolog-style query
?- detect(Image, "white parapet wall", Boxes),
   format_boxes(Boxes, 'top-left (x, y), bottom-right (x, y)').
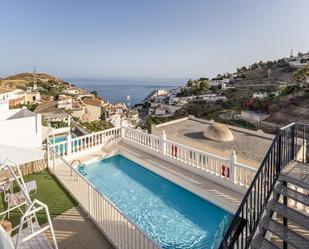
top-left (47, 125), bottom-right (258, 194)
top-left (122, 127), bottom-right (257, 194)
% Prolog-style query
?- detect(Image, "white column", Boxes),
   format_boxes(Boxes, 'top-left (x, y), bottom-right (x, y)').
top-left (52, 131), bottom-right (56, 172)
top-left (230, 150), bottom-right (237, 184)
top-left (67, 134), bottom-right (72, 157)
top-left (161, 130), bottom-right (167, 155)
top-left (120, 119), bottom-right (125, 139)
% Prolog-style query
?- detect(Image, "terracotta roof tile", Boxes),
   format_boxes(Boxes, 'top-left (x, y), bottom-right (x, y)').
top-left (83, 98), bottom-right (102, 107)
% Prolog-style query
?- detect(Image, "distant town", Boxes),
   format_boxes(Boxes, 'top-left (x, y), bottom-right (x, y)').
top-left (1, 51), bottom-right (309, 136)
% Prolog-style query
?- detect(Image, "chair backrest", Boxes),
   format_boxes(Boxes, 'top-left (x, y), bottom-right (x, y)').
top-left (25, 181), bottom-right (37, 193)
top-left (0, 225), bottom-right (14, 249)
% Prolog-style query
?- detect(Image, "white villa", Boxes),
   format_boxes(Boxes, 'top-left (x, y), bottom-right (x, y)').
top-left (0, 95), bottom-right (308, 249)
top-left (0, 88), bottom-right (46, 184)
top-left (0, 89), bottom-right (42, 149)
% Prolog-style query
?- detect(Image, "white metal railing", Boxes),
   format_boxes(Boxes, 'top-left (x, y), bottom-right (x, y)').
top-left (47, 147), bottom-right (161, 249)
top-left (123, 127), bottom-right (257, 192)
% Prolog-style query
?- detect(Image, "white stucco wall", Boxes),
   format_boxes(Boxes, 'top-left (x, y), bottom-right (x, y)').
top-left (0, 115), bottom-right (42, 149)
top-left (0, 101), bottom-right (42, 149)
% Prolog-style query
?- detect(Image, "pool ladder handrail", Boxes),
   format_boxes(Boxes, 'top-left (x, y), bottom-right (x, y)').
top-left (70, 159), bottom-right (82, 176)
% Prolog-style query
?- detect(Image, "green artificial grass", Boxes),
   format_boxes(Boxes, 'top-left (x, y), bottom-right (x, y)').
top-left (0, 170), bottom-right (77, 229)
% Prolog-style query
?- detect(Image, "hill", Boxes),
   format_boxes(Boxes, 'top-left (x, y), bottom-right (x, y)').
top-left (0, 72), bottom-right (67, 89)
top-left (233, 60), bottom-right (297, 91)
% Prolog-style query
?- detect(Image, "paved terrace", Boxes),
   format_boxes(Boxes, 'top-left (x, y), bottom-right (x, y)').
top-left (47, 207), bottom-right (114, 249)
top-left (152, 117), bottom-right (274, 168)
top-left (66, 143), bottom-right (243, 213)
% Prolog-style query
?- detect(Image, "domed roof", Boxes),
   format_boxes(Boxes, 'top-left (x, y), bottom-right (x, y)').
top-left (203, 121), bottom-right (234, 142)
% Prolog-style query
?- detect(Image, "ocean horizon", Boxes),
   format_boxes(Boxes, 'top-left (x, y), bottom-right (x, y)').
top-left (66, 78), bottom-right (186, 105)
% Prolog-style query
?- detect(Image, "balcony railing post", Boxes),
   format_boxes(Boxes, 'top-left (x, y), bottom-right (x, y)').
top-left (291, 124), bottom-right (295, 160)
top-left (121, 124), bottom-right (126, 139)
top-left (161, 130), bottom-right (167, 155)
top-left (276, 131), bottom-right (282, 174)
top-left (229, 150), bottom-right (237, 184)
top-left (67, 134), bottom-right (72, 158)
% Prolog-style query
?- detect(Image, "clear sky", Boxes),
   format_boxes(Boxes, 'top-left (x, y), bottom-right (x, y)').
top-left (1, 0), bottom-right (309, 79)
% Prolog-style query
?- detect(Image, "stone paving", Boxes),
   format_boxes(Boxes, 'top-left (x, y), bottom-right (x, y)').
top-left (46, 206), bottom-right (114, 249)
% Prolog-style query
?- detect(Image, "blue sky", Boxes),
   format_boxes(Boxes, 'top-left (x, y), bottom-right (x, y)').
top-left (1, 0), bottom-right (309, 79)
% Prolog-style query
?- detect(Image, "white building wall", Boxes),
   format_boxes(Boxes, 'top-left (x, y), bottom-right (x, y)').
top-left (0, 100), bottom-right (42, 149)
top-left (0, 115), bottom-right (42, 149)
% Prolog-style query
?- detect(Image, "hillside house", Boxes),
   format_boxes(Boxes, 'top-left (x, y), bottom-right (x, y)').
top-left (83, 98), bottom-right (103, 121)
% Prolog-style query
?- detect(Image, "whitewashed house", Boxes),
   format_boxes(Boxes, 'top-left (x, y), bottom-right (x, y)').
top-left (253, 92), bottom-right (268, 99)
top-left (0, 89), bottom-right (42, 149)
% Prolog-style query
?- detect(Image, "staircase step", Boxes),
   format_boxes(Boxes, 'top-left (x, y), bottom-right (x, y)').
top-left (251, 234), bottom-right (280, 249)
top-left (267, 199), bottom-right (309, 230)
top-left (279, 161), bottom-right (309, 190)
top-left (260, 216), bottom-right (309, 249)
top-left (274, 183), bottom-right (309, 206)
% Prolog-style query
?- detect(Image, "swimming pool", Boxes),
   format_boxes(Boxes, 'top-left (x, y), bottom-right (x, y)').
top-left (49, 133), bottom-right (77, 143)
top-left (80, 155), bottom-right (232, 249)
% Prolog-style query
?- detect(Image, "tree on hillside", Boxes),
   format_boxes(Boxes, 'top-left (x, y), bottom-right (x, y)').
top-left (91, 90), bottom-right (98, 97)
top-left (187, 79), bottom-right (193, 87)
top-left (294, 66), bottom-right (309, 85)
top-left (199, 79), bottom-right (210, 91)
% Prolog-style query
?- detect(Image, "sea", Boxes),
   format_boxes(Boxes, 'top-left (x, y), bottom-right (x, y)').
top-left (66, 78), bottom-right (186, 105)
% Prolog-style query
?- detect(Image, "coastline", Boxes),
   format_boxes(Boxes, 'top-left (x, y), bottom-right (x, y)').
top-left (66, 78), bottom-right (185, 105)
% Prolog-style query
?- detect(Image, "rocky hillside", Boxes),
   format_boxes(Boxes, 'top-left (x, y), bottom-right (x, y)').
top-left (233, 60), bottom-right (297, 91)
top-left (0, 72), bottom-right (67, 89)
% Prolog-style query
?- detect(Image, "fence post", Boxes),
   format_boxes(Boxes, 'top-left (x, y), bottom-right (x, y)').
top-left (230, 150), bottom-right (237, 184)
top-left (67, 134), bottom-right (72, 158)
top-left (161, 130), bottom-right (167, 155)
top-left (52, 132), bottom-right (56, 172)
top-left (291, 124), bottom-right (295, 160)
top-left (276, 131), bottom-right (282, 174)
top-left (121, 125), bottom-right (125, 139)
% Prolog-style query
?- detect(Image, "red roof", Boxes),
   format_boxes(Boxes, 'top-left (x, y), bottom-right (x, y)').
top-left (83, 98), bottom-right (102, 107)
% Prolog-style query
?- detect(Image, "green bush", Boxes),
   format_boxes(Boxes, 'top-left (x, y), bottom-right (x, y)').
top-left (79, 120), bottom-right (113, 132)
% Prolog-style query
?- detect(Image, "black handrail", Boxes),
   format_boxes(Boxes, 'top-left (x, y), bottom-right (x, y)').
top-left (219, 123), bottom-right (308, 249)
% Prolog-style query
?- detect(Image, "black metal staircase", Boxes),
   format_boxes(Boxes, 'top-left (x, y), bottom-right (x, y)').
top-left (220, 123), bottom-right (309, 249)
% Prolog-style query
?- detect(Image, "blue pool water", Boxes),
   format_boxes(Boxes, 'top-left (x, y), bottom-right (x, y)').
top-left (49, 133), bottom-right (77, 143)
top-left (82, 155), bottom-right (232, 249)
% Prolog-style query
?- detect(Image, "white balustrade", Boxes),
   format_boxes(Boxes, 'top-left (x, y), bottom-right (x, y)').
top-left (47, 127), bottom-right (122, 161)
top-left (49, 126), bottom-right (258, 191)
top-left (123, 128), bottom-right (161, 152)
top-left (122, 127), bottom-right (258, 191)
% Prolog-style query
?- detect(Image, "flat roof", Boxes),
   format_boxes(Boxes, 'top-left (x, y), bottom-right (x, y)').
top-left (154, 117), bottom-right (274, 167)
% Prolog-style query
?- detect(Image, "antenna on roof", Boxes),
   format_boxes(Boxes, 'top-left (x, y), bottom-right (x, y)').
top-left (33, 66), bottom-right (37, 90)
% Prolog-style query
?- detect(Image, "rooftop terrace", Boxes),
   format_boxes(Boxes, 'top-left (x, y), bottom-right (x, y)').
top-left (1, 121), bottom-right (308, 249)
top-left (152, 116), bottom-right (274, 167)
